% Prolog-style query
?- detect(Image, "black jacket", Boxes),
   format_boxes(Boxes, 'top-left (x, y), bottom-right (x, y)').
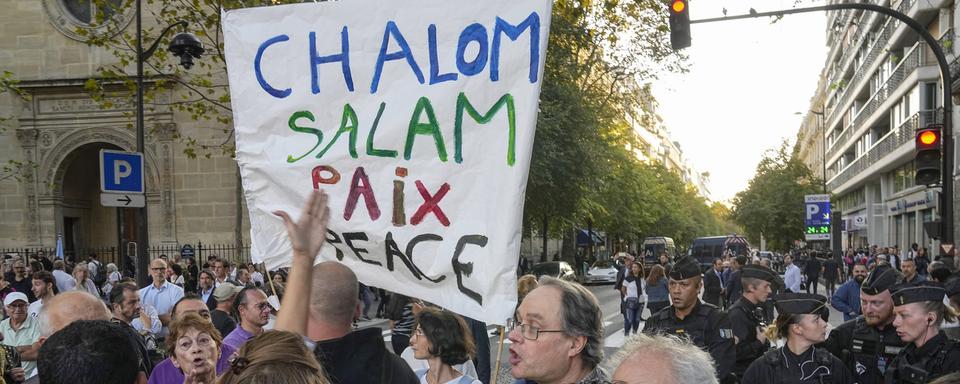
top-left (703, 268), bottom-right (724, 306)
top-left (643, 301), bottom-right (735, 380)
top-left (742, 346), bottom-right (854, 384)
top-left (728, 296), bottom-right (770, 377)
top-left (884, 332), bottom-right (960, 384)
top-left (314, 327), bottom-right (419, 384)
top-left (821, 316), bottom-right (904, 384)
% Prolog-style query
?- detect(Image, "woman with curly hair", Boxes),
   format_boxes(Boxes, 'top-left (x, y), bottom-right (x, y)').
top-left (409, 307), bottom-right (481, 384)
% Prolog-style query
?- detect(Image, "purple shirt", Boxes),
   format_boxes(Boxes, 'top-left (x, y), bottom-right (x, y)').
top-left (222, 325), bottom-right (255, 352)
top-left (147, 344), bottom-right (235, 384)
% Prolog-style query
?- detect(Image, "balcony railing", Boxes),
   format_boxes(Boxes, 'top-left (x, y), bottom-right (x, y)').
top-left (827, 109), bottom-right (941, 190)
top-left (825, 0), bottom-right (915, 131)
top-left (827, 40), bottom-right (925, 161)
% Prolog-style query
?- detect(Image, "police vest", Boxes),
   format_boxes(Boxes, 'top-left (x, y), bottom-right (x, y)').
top-left (650, 303), bottom-right (722, 347)
top-left (891, 338), bottom-right (960, 384)
top-left (761, 347), bottom-right (836, 384)
top-left (848, 319), bottom-right (904, 376)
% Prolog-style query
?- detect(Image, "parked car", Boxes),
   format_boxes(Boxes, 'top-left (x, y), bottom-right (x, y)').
top-left (531, 261), bottom-right (578, 282)
top-left (583, 260), bottom-right (619, 284)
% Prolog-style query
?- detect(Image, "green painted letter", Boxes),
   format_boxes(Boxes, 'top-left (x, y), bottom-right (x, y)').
top-left (286, 111), bottom-right (323, 163)
top-left (316, 103), bottom-right (359, 159)
top-left (454, 93), bottom-right (515, 166)
top-left (404, 97), bottom-right (447, 161)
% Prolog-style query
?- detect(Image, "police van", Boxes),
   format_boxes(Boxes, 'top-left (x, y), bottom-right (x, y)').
top-left (688, 234), bottom-right (750, 271)
top-left (641, 237), bottom-right (676, 267)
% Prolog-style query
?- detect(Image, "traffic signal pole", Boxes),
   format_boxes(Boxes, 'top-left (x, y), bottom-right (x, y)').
top-left (690, 3), bottom-right (955, 248)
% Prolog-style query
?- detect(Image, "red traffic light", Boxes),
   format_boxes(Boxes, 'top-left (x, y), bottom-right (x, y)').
top-left (671, 0), bottom-right (686, 14)
top-left (916, 126), bottom-right (942, 150)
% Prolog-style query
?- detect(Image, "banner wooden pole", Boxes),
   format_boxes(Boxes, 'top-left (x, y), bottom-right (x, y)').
top-left (492, 326), bottom-right (506, 384)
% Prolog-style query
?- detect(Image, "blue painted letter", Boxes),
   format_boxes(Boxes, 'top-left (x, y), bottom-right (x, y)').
top-left (254, 35), bottom-right (292, 98)
top-left (456, 23), bottom-right (488, 77)
top-left (310, 27), bottom-right (354, 94)
top-left (490, 12), bottom-right (540, 83)
top-left (371, 21), bottom-right (425, 93)
top-left (428, 24), bottom-right (458, 84)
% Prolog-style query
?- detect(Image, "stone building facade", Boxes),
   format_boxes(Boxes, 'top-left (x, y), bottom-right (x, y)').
top-left (0, 0), bottom-right (249, 265)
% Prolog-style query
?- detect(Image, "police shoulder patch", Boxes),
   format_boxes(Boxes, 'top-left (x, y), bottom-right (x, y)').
top-left (719, 329), bottom-right (734, 339)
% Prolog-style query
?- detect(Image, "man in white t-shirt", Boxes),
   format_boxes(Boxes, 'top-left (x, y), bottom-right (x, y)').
top-left (50, 260), bottom-right (76, 293)
top-left (28, 271), bottom-right (56, 319)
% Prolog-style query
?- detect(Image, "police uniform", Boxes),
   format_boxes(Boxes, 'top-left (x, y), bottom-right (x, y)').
top-left (822, 265), bottom-right (905, 383)
top-left (728, 264), bottom-right (781, 377)
top-left (884, 282), bottom-right (960, 384)
top-left (643, 257), bottom-right (736, 382)
top-left (945, 278), bottom-right (960, 340)
top-left (742, 293), bottom-right (856, 384)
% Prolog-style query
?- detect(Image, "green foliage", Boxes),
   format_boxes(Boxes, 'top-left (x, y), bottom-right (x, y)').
top-left (731, 141), bottom-right (823, 250)
top-left (524, 0), bottom-right (725, 246)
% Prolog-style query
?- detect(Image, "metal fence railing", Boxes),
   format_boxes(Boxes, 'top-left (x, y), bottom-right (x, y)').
top-left (0, 241), bottom-right (252, 271)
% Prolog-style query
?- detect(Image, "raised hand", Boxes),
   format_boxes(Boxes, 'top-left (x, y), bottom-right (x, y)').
top-left (273, 190), bottom-right (331, 261)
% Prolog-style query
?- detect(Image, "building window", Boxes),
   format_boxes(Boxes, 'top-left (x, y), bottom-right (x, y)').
top-left (891, 161), bottom-right (916, 194)
top-left (62, 0), bottom-right (122, 25)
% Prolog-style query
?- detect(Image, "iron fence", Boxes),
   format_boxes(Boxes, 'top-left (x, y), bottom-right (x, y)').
top-left (0, 241), bottom-right (252, 271)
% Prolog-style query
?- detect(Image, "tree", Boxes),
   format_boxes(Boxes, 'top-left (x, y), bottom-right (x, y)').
top-left (0, 71), bottom-right (33, 182)
top-left (731, 141), bottom-right (822, 250)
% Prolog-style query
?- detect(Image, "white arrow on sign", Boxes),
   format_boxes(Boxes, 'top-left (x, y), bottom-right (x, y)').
top-left (100, 193), bottom-right (145, 208)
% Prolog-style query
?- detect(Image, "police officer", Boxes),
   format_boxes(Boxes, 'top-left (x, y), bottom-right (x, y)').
top-left (643, 256), bottom-right (736, 383)
top-left (742, 293), bottom-right (855, 383)
top-left (884, 281), bottom-right (960, 383)
top-left (728, 264), bottom-right (781, 378)
top-left (945, 277), bottom-right (960, 340)
top-left (822, 265), bottom-right (905, 383)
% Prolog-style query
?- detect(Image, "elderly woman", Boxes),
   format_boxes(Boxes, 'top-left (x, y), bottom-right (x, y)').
top-left (72, 264), bottom-right (99, 296)
top-left (885, 281), bottom-right (960, 382)
top-left (218, 330), bottom-right (329, 384)
top-left (148, 312), bottom-right (230, 384)
top-left (742, 293), bottom-right (854, 384)
top-left (409, 307), bottom-right (481, 384)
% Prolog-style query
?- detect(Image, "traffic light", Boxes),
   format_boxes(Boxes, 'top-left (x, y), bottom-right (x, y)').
top-left (669, 0), bottom-right (691, 50)
top-left (915, 125), bottom-right (942, 186)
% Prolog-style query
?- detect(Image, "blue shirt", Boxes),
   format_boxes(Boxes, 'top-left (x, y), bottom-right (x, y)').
top-left (200, 287), bottom-right (214, 304)
top-left (139, 281), bottom-right (184, 334)
top-left (831, 279), bottom-right (861, 321)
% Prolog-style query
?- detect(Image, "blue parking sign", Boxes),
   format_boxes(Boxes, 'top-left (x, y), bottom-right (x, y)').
top-left (100, 150), bottom-right (144, 193)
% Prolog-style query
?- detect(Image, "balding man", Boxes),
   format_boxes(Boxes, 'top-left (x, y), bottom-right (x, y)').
top-left (29, 291), bottom-right (117, 384)
top-left (306, 262), bottom-right (418, 383)
top-left (38, 291), bottom-right (111, 338)
top-left (273, 190), bottom-right (418, 384)
top-left (138, 258), bottom-right (184, 335)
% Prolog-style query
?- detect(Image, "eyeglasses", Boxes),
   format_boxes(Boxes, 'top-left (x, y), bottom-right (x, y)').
top-left (6, 303), bottom-right (26, 310)
top-left (249, 302), bottom-right (271, 312)
top-left (505, 318), bottom-right (565, 341)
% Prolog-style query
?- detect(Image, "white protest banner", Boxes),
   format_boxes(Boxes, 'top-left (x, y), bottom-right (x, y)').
top-left (223, 0), bottom-right (551, 325)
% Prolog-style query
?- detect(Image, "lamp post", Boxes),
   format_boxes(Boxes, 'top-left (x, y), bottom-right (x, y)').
top-left (133, 0), bottom-right (203, 286)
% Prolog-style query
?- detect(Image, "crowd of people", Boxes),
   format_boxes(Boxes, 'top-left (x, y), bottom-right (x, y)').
top-left (0, 192), bottom-right (958, 383)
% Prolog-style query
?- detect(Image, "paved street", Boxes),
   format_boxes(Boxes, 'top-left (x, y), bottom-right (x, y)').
top-left (360, 279), bottom-right (848, 380)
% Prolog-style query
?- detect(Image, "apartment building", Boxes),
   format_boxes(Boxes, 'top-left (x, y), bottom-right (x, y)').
top-left (804, 0), bottom-right (957, 252)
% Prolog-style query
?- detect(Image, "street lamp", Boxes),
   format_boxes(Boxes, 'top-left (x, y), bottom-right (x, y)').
top-left (133, 0), bottom-right (203, 285)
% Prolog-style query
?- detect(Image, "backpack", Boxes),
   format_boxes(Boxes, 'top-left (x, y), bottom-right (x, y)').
top-left (91, 260), bottom-right (107, 286)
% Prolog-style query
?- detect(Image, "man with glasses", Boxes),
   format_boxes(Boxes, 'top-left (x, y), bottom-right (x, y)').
top-left (222, 287), bottom-right (270, 351)
top-left (508, 276), bottom-right (609, 384)
top-left (10, 260), bottom-right (34, 302)
top-left (1, 292), bottom-right (39, 379)
top-left (643, 256), bottom-right (735, 383)
top-left (138, 258), bottom-right (184, 337)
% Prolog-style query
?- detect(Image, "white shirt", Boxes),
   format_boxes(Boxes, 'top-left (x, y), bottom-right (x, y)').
top-left (784, 264), bottom-right (802, 293)
top-left (27, 299), bottom-right (43, 319)
top-left (400, 346), bottom-right (478, 380)
top-left (52, 270), bottom-right (76, 293)
top-left (251, 271), bottom-right (264, 286)
top-left (87, 261), bottom-right (100, 277)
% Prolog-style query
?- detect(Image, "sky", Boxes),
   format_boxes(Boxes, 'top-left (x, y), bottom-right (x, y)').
top-left (652, 0), bottom-right (828, 203)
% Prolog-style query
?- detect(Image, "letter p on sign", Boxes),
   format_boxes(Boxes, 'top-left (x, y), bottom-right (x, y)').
top-left (100, 150), bottom-right (144, 194)
top-left (806, 204), bottom-right (820, 220)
